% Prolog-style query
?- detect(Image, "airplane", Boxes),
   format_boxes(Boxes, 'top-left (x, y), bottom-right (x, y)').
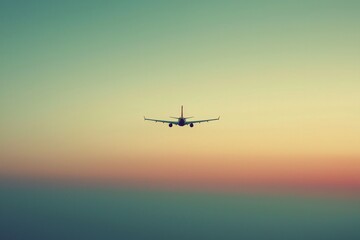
top-left (144, 106), bottom-right (220, 128)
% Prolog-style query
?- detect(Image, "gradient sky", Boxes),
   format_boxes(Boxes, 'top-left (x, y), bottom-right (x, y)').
top-left (1, 0), bottom-right (359, 190)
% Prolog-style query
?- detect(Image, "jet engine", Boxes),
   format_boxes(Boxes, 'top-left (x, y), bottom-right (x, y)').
top-left (169, 123), bottom-right (173, 127)
top-left (190, 123), bottom-right (194, 128)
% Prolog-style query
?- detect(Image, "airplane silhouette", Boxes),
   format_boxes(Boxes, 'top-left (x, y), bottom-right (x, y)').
top-left (144, 106), bottom-right (220, 128)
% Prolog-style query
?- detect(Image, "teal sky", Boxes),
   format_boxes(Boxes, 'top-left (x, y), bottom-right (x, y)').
top-left (1, 1), bottom-right (359, 188)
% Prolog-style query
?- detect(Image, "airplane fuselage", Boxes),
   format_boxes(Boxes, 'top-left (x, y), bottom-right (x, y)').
top-left (178, 118), bottom-right (186, 126)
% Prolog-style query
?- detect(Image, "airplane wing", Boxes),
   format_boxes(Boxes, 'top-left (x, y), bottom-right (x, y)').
top-left (144, 117), bottom-right (178, 125)
top-left (186, 116), bottom-right (220, 124)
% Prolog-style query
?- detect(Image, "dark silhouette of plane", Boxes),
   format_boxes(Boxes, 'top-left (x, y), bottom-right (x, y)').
top-left (144, 106), bottom-right (220, 128)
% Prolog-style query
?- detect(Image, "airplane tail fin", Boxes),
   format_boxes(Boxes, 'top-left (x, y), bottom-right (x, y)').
top-left (181, 105), bottom-right (183, 118)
